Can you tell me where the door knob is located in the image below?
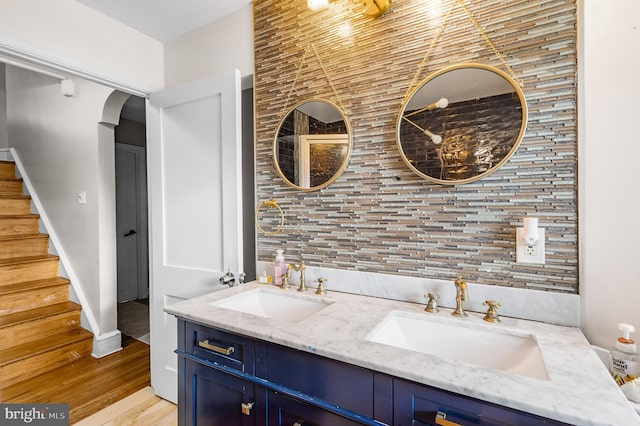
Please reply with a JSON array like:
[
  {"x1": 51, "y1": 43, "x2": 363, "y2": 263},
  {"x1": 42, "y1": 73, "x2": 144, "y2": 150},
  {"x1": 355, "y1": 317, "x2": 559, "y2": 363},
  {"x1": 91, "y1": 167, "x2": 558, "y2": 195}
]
[{"x1": 124, "y1": 229, "x2": 137, "y2": 237}]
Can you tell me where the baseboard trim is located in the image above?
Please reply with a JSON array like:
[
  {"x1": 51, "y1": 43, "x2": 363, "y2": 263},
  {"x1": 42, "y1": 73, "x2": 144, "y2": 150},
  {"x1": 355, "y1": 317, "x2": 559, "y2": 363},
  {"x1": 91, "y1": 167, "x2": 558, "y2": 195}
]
[{"x1": 92, "y1": 330, "x2": 122, "y2": 358}]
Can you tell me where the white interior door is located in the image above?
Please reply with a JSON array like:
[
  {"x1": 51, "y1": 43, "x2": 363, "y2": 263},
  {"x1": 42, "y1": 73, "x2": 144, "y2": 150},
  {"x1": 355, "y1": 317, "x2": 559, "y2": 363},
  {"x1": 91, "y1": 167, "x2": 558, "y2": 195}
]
[
  {"x1": 115, "y1": 143, "x2": 148, "y2": 302},
  {"x1": 146, "y1": 69, "x2": 244, "y2": 403}
]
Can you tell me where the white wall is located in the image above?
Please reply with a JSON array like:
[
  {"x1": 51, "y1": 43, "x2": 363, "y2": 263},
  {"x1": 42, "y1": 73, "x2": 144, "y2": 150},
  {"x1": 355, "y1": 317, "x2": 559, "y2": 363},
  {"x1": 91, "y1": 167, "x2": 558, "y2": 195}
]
[
  {"x1": 5, "y1": 66, "x2": 118, "y2": 337},
  {"x1": 580, "y1": 0, "x2": 640, "y2": 348},
  {"x1": 163, "y1": 4, "x2": 254, "y2": 87},
  {"x1": 0, "y1": 0, "x2": 164, "y2": 92}
]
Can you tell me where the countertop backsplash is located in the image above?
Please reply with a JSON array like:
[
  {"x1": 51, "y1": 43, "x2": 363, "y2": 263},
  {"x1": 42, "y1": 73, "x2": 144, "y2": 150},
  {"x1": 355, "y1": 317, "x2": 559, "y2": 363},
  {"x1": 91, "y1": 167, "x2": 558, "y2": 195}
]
[{"x1": 257, "y1": 261, "x2": 579, "y2": 326}]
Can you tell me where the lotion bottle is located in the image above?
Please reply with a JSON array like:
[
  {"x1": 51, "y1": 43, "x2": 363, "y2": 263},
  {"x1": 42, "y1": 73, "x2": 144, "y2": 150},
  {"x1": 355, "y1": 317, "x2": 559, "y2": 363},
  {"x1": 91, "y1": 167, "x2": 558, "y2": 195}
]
[
  {"x1": 274, "y1": 249, "x2": 285, "y2": 285},
  {"x1": 610, "y1": 323, "x2": 639, "y2": 387}
]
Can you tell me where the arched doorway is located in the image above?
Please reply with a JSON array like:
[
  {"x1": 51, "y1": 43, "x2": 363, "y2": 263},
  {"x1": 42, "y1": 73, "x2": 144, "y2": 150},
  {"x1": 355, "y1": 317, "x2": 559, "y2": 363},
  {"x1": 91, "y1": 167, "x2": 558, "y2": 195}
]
[{"x1": 115, "y1": 95, "x2": 150, "y2": 344}]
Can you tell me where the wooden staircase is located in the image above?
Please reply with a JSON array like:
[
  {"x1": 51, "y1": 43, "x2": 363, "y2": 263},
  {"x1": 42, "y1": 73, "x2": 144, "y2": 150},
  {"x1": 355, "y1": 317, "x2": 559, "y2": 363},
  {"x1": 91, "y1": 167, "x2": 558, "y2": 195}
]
[{"x1": 0, "y1": 160, "x2": 93, "y2": 393}]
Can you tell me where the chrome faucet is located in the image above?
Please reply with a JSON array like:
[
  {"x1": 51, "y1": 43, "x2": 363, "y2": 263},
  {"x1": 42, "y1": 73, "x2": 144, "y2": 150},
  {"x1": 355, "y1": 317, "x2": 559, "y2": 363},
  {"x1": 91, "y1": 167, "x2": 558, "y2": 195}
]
[
  {"x1": 287, "y1": 261, "x2": 307, "y2": 292},
  {"x1": 452, "y1": 276, "x2": 468, "y2": 317},
  {"x1": 219, "y1": 270, "x2": 235, "y2": 287},
  {"x1": 219, "y1": 270, "x2": 245, "y2": 287}
]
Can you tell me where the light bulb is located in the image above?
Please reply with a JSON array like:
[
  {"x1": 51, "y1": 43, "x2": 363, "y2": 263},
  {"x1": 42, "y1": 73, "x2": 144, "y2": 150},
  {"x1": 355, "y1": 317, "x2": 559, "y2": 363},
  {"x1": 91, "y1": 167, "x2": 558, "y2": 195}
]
[
  {"x1": 308, "y1": 0, "x2": 329, "y2": 11},
  {"x1": 425, "y1": 97, "x2": 449, "y2": 111},
  {"x1": 424, "y1": 129, "x2": 442, "y2": 145},
  {"x1": 435, "y1": 97, "x2": 449, "y2": 109}
]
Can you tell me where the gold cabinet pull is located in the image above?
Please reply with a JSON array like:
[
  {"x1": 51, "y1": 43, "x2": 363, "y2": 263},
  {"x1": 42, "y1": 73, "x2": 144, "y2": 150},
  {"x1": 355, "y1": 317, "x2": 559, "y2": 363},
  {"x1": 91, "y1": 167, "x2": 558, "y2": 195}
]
[
  {"x1": 435, "y1": 411, "x2": 463, "y2": 426},
  {"x1": 241, "y1": 402, "x2": 254, "y2": 415},
  {"x1": 197, "y1": 339, "x2": 235, "y2": 355}
]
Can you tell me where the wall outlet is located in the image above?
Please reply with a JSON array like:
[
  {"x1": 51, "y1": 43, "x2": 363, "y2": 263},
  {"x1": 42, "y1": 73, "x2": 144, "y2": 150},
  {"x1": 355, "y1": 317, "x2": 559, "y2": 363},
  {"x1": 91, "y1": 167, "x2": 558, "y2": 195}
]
[
  {"x1": 78, "y1": 191, "x2": 87, "y2": 205},
  {"x1": 516, "y1": 228, "x2": 545, "y2": 264}
]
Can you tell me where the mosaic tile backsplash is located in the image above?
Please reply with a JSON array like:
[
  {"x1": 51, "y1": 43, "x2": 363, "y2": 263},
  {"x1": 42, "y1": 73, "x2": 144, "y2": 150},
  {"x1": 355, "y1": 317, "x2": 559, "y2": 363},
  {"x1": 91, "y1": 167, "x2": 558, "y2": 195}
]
[{"x1": 253, "y1": 0, "x2": 578, "y2": 293}]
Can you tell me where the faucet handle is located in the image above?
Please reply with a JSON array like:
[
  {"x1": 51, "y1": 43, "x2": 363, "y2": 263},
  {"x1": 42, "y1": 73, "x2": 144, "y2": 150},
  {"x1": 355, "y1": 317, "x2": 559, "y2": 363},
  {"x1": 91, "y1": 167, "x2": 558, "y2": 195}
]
[
  {"x1": 424, "y1": 292, "x2": 439, "y2": 313},
  {"x1": 281, "y1": 271, "x2": 290, "y2": 290},
  {"x1": 315, "y1": 278, "x2": 327, "y2": 295},
  {"x1": 482, "y1": 300, "x2": 501, "y2": 323},
  {"x1": 219, "y1": 270, "x2": 235, "y2": 287}
]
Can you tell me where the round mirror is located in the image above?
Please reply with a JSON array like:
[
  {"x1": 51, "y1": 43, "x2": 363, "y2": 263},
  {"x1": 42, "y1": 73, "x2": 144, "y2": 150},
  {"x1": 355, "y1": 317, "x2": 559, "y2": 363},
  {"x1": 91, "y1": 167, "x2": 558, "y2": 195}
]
[
  {"x1": 274, "y1": 99, "x2": 352, "y2": 191},
  {"x1": 397, "y1": 63, "x2": 527, "y2": 184}
]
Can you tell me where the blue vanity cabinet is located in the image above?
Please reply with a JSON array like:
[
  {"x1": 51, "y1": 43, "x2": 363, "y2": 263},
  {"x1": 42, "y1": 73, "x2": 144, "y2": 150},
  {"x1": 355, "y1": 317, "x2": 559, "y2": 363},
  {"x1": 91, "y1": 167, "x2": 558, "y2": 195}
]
[
  {"x1": 264, "y1": 343, "x2": 376, "y2": 418},
  {"x1": 182, "y1": 358, "x2": 263, "y2": 426},
  {"x1": 178, "y1": 319, "x2": 265, "y2": 426},
  {"x1": 178, "y1": 318, "x2": 382, "y2": 425},
  {"x1": 393, "y1": 378, "x2": 570, "y2": 426},
  {"x1": 177, "y1": 318, "x2": 568, "y2": 426},
  {"x1": 266, "y1": 390, "x2": 364, "y2": 426}
]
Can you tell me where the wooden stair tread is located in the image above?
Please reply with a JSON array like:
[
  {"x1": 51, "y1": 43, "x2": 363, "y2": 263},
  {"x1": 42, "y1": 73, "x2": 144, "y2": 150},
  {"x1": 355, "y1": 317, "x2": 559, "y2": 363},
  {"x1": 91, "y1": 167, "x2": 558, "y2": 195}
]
[
  {"x1": 0, "y1": 301, "x2": 80, "y2": 329},
  {"x1": 0, "y1": 254, "x2": 58, "y2": 266},
  {"x1": 0, "y1": 277, "x2": 70, "y2": 296},
  {"x1": 0, "y1": 194, "x2": 30, "y2": 200},
  {"x1": 0, "y1": 233, "x2": 48, "y2": 242},
  {"x1": 0, "y1": 328, "x2": 93, "y2": 366},
  {"x1": 0, "y1": 214, "x2": 40, "y2": 219}
]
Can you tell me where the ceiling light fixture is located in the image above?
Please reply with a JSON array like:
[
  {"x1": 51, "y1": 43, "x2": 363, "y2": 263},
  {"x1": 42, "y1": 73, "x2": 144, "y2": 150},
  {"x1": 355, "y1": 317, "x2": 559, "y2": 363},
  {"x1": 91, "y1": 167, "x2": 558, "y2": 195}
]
[{"x1": 363, "y1": 0, "x2": 391, "y2": 18}]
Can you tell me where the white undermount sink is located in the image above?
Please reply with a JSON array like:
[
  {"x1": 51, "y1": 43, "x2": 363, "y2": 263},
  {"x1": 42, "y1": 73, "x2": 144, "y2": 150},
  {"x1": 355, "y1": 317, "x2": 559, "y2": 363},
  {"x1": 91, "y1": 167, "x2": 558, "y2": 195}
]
[
  {"x1": 210, "y1": 288, "x2": 332, "y2": 323},
  {"x1": 366, "y1": 311, "x2": 549, "y2": 380}
]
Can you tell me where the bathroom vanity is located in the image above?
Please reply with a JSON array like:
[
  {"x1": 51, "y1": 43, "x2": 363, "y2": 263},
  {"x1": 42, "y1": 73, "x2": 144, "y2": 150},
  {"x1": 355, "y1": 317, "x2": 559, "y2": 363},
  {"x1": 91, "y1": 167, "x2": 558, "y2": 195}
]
[
  {"x1": 176, "y1": 320, "x2": 566, "y2": 425},
  {"x1": 167, "y1": 282, "x2": 640, "y2": 425}
]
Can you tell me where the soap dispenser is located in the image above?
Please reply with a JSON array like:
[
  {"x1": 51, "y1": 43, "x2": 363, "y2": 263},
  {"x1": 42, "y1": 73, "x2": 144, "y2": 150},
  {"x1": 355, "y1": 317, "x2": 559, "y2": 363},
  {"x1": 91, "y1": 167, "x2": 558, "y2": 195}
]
[
  {"x1": 610, "y1": 323, "x2": 639, "y2": 387},
  {"x1": 274, "y1": 249, "x2": 286, "y2": 286}
]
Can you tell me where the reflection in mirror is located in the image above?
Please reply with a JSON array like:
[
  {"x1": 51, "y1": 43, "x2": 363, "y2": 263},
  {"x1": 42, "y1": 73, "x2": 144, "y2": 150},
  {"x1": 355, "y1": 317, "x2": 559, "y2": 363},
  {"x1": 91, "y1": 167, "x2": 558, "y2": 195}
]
[
  {"x1": 397, "y1": 64, "x2": 527, "y2": 184},
  {"x1": 274, "y1": 99, "x2": 351, "y2": 191}
]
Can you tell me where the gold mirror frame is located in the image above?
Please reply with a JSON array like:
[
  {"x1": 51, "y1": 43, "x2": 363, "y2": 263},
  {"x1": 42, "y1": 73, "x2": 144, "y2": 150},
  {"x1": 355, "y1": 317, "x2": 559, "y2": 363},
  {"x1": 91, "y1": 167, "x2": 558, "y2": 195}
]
[
  {"x1": 273, "y1": 99, "x2": 352, "y2": 191},
  {"x1": 396, "y1": 63, "x2": 528, "y2": 185}
]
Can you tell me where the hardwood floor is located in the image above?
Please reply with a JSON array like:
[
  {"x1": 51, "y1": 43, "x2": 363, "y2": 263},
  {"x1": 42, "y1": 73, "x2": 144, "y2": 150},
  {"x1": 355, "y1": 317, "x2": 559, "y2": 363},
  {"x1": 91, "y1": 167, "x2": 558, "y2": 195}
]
[
  {"x1": 1, "y1": 335, "x2": 151, "y2": 424},
  {"x1": 74, "y1": 386, "x2": 176, "y2": 426}
]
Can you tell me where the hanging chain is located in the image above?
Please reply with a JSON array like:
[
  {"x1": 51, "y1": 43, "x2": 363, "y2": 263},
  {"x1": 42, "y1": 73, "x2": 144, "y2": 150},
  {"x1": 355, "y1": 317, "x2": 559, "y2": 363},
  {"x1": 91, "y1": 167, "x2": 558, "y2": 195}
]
[
  {"x1": 281, "y1": 43, "x2": 346, "y2": 117},
  {"x1": 310, "y1": 44, "x2": 346, "y2": 112},
  {"x1": 281, "y1": 44, "x2": 312, "y2": 117},
  {"x1": 454, "y1": 0, "x2": 523, "y2": 87},
  {"x1": 404, "y1": 0, "x2": 523, "y2": 104},
  {"x1": 404, "y1": 2, "x2": 456, "y2": 104}
]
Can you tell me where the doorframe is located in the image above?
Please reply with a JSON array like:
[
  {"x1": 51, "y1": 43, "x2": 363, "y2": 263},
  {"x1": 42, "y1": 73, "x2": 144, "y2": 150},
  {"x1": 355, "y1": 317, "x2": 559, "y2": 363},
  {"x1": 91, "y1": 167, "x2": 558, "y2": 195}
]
[
  {"x1": 115, "y1": 142, "x2": 149, "y2": 300},
  {"x1": 0, "y1": 47, "x2": 257, "y2": 363}
]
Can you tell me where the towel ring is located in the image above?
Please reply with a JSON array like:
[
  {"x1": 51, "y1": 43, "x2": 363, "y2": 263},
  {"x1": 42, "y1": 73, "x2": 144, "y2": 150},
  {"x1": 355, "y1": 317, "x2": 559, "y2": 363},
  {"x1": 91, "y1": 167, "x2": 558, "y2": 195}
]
[{"x1": 255, "y1": 199, "x2": 284, "y2": 236}]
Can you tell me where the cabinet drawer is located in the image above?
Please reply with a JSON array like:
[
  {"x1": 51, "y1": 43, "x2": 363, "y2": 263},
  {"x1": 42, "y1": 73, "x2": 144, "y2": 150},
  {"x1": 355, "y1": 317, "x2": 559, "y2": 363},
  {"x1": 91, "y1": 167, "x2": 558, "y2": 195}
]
[
  {"x1": 184, "y1": 321, "x2": 255, "y2": 374},
  {"x1": 267, "y1": 390, "x2": 363, "y2": 426},
  {"x1": 265, "y1": 343, "x2": 374, "y2": 417},
  {"x1": 393, "y1": 378, "x2": 569, "y2": 426}
]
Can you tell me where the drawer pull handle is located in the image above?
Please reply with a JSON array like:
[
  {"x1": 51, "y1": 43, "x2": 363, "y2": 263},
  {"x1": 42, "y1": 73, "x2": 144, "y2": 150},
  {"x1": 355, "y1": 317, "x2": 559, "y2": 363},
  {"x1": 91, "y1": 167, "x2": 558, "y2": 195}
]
[
  {"x1": 198, "y1": 339, "x2": 235, "y2": 355},
  {"x1": 241, "y1": 401, "x2": 254, "y2": 415},
  {"x1": 435, "y1": 411, "x2": 463, "y2": 426}
]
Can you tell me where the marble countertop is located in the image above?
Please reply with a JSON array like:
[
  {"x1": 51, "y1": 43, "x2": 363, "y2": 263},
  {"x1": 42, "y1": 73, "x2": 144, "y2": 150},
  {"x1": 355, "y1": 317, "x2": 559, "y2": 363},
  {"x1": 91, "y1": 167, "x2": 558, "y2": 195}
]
[{"x1": 167, "y1": 282, "x2": 640, "y2": 425}]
